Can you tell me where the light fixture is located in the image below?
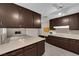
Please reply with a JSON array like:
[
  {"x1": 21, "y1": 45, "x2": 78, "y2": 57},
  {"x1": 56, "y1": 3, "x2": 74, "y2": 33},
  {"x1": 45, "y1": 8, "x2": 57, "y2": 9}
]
[
  {"x1": 58, "y1": 12, "x2": 62, "y2": 15},
  {"x1": 53, "y1": 25, "x2": 69, "y2": 28}
]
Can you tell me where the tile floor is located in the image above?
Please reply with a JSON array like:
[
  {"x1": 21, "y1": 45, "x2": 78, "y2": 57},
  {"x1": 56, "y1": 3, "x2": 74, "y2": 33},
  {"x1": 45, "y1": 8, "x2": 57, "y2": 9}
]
[{"x1": 43, "y1": 43, "x2": 78, "y2": 56}]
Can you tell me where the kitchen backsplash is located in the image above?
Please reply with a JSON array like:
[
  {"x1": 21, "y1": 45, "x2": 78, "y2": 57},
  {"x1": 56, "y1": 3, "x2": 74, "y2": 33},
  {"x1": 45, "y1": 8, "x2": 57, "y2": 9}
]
[
  {"x1": 52, "y1": 28, "x2": 79, "y2": 35},
  {"x1": 6, "y1": 28, "x2": 40, "y2": 37},
  {"x1": 0, "y1": 28, "x2": 40, "y2": 45},
  {"x1": 7, "y1": 28, "x2": 26, "y2": 37}
]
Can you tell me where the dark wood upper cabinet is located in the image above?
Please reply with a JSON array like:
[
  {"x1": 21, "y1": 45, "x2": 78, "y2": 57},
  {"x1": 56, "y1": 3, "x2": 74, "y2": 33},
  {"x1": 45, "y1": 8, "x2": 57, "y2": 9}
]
[
  {"x1": 33, "y1": 12, "x2": 41, "y2": 28},
  {"x1": 0, "y1": 3, "x2": 41, "y2": 28},
  {"x1": 1, "y1": 4, "x2": 20, "y2": 28},
  {"x1": 49, "y1": 13, "x2": 79, "y2": 30},
  {"x1": 69, "y1": 13, "x2": 79, "y2": 30},
  {"x1": 19, "y1": 7, "x2": 34, "y2": 28},
  {"x1": 50, "y1": 16, "x2": 69, "y2": 26},
  {"x1": 50, "y1": 19, "x2": 56, "y2": 30},
  {"x1": 50, "y1": 16, "x2": 69, "y2": 30},
  {"x1": 0, "y1": 4, "x2": 7, "y2": 28},
  {"x1": 58, "y1": 16, "x2": 69, "y2": 26}
]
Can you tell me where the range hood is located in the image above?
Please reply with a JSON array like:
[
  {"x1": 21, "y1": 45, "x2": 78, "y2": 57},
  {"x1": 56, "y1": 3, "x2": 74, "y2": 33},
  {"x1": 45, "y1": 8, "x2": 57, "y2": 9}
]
[{"x1": 53, "y1": 25, "x2": 69, "y2": 28}]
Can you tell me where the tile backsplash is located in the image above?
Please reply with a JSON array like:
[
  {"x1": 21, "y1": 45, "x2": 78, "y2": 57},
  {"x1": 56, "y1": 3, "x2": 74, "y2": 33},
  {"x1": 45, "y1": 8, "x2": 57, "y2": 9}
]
[
  {"x1": 7, "y1": 28, "x2": 40, "y2": 37},
  {"x1": 7, "y1": 28, "x2": 26, "y2": 37},
  {"x1": 0, "y1": 28, "x2": 40, "y2": 44},
  {"x1": 53, "y1": 28, "x2": 79, "y2": 35}
]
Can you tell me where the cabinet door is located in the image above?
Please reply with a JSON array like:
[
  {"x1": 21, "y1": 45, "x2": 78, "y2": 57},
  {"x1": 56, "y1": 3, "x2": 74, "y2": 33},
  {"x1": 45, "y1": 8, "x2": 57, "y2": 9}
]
[
  {"x1": 75, "y1": 40, "x2": 79, "y2": 54},
  {"x1": 24, "y1": 43, "x2": 37, "y2": 56},
  {"x1": 1, "y1": 4, "x2": 21, "y2": 28},
  {"x1": 33, "y1": 12, "x2": 41, "y2": 28},
  {"x1": 59, "y1": 16, "x2": 69, "y2": 26},
  {"x1": 50, "y1": 19, "x2": 55, "y2": 30},
  {"x1": 50, "y1": 19, "x2": 58, "y2": 26},
  {"x1": 46, "y1": 36, "x2": 54, "y2": 45},
  {"x1": 51, "y1": 17, "x2": 69, "y2": 26},
  {"x1": 69, "y1": 13, "x2": 79, "y2": 30},
  {"x1": 50, "y1": 17, "x2": 69, "y2": 30},
  {"x1": 46, "y1": 36, "x2": 58, "y2": 46},
  {"x1": 24, "y1": 47, "x2": 37, "y2": 56},
  {"x1": 37, "y1": 40, "x2": 45, "y2": 56},
  {"x1": 19, "y1": 7, "x2": 33, "y2": 28},
  {"x1": 0, "y1": 4, "x2": 7, "y2": 27}
]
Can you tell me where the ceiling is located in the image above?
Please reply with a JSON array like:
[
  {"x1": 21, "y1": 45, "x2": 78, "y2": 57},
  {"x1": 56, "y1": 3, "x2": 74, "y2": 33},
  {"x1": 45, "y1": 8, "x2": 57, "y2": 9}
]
[{"x1": 16, "y1": 3, "x2": 79, "y2": 16}]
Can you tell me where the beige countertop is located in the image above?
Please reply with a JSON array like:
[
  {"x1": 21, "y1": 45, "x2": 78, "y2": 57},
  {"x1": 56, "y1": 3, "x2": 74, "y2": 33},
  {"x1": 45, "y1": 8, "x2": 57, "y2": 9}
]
[
  {"x1": 49, "y1": 33, "x2": 79, "y2": 40},
  {"x1": 0, "y1": 36, "x2": 45, "y2": 55}
]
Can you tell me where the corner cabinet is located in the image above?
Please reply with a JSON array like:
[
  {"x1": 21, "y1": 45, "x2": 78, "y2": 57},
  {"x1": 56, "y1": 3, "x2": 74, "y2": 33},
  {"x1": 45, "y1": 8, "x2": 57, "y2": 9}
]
[
  {"x1": 0, "y1": 3, "x2": 41, "y2": 28},
  {"x1": 49, "y1": 13, "x2": 79, "y2": 30}
]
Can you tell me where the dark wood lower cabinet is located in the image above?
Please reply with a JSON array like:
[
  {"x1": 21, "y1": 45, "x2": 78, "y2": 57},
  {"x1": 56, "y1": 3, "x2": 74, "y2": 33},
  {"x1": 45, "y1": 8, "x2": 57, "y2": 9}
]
[
  {"x1": 23, "y1": 43, "x2": 37, "y2": 56},
  {"x1": 24, "y1": 47, "x2": 37, "y2": 56},
  {"x1": 46, "y1": 35, "x2": 79, "y2": 54},
  {"x1": 1, "y1": 40, "x2": 45, "y2": 56},
  {"x1": 37, "y1": 40, "x2": 45, "y2": 56}
]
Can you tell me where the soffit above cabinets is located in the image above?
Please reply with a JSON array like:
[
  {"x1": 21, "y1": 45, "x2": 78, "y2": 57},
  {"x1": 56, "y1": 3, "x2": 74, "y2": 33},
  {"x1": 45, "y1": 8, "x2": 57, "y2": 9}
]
[{"x1": 15, "y1": 3, "x2": 78, "y2": 16}]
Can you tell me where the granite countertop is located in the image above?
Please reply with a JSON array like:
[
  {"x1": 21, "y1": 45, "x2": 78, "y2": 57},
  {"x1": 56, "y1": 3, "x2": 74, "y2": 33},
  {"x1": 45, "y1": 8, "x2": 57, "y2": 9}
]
[{"x1": 0, "y1": 36, "x2": 45, "y2": 55}]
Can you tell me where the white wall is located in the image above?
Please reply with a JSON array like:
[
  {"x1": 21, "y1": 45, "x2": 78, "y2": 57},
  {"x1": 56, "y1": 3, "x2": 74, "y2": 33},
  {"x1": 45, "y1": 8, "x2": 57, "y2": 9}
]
[
  {"x1": 53, "y1": 28, "x2": 79, "y2": 35},
  {"x1": 7, "y1": 28, "x2": 26, "y2": 37},
  {"x1": 40, "y1": 16, "x2": 49, "y2": 35},
  {"x1": 26, "y1": 28, "x2": 40, "y2": 36}
]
